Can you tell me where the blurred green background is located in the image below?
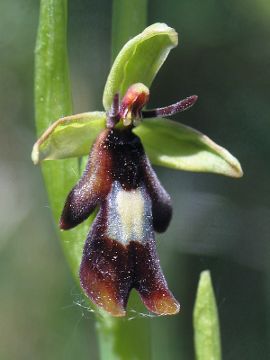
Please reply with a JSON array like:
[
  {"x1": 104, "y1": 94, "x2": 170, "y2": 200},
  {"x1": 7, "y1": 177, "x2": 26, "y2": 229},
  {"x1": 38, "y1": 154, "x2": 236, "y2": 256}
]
[{"x1": 1, "y1": 0, "x2": 270, "y2": 359}]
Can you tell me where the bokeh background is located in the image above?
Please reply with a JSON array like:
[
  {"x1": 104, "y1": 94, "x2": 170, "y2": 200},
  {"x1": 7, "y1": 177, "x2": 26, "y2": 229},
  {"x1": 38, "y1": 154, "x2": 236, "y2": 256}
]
[{"x1": 1, "y1": 0, "x2": 270, "y2": 359}]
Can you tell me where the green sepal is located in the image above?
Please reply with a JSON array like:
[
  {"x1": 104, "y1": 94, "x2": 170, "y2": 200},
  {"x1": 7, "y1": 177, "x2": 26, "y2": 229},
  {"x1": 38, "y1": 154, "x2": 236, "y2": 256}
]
[
  {"x1": 133, "y1": 118, "x2": 243, "y2": 178},
  {"x1": 103, "y1": 23, "x2": 178, "y2": 110},
  {"x1": 32, "y1": 111, "x2": 106, "y2": 164},
  {"x1": 193, "y1": 270, "x2": 222, "y2": 360}
]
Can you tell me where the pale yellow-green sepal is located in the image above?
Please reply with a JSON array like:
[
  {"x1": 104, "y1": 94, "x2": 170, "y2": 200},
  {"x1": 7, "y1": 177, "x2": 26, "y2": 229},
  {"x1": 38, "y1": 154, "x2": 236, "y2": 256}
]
[
  {"x1": 134, "y1": 118, "x2": 243, "y2": 178},
  {"x1": 32, "y1": 111, "x2": 106, "y2": 164}
]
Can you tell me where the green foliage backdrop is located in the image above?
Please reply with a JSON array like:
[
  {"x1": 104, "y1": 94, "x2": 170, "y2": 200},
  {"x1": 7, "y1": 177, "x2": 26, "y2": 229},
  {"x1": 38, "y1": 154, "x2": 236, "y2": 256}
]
[{"x1": 0, "y1": 0, "x2": 269, "y2": 359}]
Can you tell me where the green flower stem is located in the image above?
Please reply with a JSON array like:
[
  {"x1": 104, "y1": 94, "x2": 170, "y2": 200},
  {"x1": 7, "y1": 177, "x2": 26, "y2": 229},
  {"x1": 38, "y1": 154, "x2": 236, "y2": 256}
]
[
  {"x1": 111, "y1": 0, "x2": 148, "y2": 61},
  {"x1": 97, "y1": 299, "x2": 151, "y2": 360},
  {"x1": 94, "y1": 2, "x2": 151, "y2": 360},
  {"x1": 193, "y1": 271, "x2": 222, "y2": 360}
]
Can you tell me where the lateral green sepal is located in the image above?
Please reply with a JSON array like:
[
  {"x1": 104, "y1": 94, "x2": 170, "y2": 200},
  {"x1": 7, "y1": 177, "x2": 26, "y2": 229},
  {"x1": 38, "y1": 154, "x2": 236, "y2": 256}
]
[
  {"x1": 133, "y1": 118, "x2": 243, "y2": 177},
  {"x1": 32, "y1": 111, "x2": 106, "y2": 163}
]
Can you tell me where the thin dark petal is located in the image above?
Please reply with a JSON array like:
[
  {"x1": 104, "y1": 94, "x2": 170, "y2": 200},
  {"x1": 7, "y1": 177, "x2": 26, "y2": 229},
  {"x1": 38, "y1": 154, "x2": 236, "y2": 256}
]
[
  {"x1": 59, "y1": 130, "x2": 113, "y2": 230},
  {"x1": 80, "y1": 211, "x2": 132, "y2": 317},
  {"x1": 130, "y1": 240, "x2": 180, "y2": 315},
  {"x1": 142, "y1": 95, "x2": 198, "y2": 118},
  {"x1": 141, "y1": 155, "x2": 172, "y2": 233}
]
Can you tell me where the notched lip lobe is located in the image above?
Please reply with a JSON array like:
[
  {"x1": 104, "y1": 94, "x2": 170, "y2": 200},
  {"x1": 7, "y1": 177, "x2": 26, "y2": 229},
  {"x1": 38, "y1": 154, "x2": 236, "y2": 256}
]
[{"x1": 80, "y1": 234, "x2": 180, "y2": 317}]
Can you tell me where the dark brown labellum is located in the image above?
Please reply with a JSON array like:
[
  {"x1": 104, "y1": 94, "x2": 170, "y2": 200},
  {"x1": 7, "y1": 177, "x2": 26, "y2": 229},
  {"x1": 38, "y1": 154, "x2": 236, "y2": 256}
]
[
  {"x1": 60, "y1": 128, "x2": 179, "y2": 316},
  {"x1": 59, "y1": 84, "x2": 197, "y2": 316}
]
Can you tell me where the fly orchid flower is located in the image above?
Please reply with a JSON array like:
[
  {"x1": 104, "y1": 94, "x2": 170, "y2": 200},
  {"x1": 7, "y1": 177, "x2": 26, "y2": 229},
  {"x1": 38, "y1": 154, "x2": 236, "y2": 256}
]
[{"x1": 32, "y1": 23, "x2": 242, "y2": 317}]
